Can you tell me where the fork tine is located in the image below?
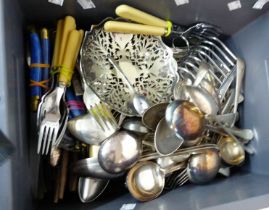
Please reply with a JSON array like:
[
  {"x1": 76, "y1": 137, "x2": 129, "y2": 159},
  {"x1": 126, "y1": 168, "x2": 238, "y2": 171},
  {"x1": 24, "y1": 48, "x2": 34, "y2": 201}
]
[
  {"x1": 37, "y1": 123, "x2": 45, "y2": 154},
  {"x1": 51, "y1": 127, "x2": 59, "y2": 148},
  {"x1": 101, "y1": 103, "x2": 118, "y2": 127},
  {"x1": 41, "y1": 126, "x2": 49, "y2": 155},
  {"x1": 45, "y1": 127, "x2": 54, "y2": 155},
  {"x1": 96, "y1": 103, "x2": 113, "y2": 130},
  {"x1": 42, "y1": 126, "x2": 50, "y2": 155},
  {"x1": 175, "y1": 173, "x2": 188, "y2": 185},
  {"x1": 95, "y1": 104, "x2": 110, "y2": 130},
  {"x1": 169, "y1": 169, "x2": 187, "y2": 188},
  {"x1": 176, "y1": 176, "x2": 189, "y2": 188},
  {"x1": 89, "y1": 106, "x2": 106, "y2": 131}
]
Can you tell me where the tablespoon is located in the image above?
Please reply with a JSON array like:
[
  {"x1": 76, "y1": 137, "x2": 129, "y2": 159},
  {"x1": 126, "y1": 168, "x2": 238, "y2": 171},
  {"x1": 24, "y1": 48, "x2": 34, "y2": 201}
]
[
  {"x1": 98, "y1": 131, "x2": 142, "y2": 174},
  {"x1": 167, "y1": 148, "x2": 221, "y2": 188},
  {"x1": 77, "y1": 145, "x2": 110, "y2": 203},
  {"x1": 107, "y1": 56, "x2": 151, "y2": 116},
  {"x1": 122, "y1": 117, "x2": 149, "y2": 134},
  {"x1": 217, "y1": 136, "x2": 245, "y2": 166},
  {"x1": 154, "y1": 118, "x2": 184, "y2": 156},
  {"x1": 78, "y1": 177, "x2": 109, "y2": 203},
  {"x1": 126, "y1": 161, "x2": 186, "y2": 201},
  {"x1": 165, "y1": 100, "x2": 253, "y2": 142},
  {"x1": 127, "y1": 148, "x2": 219, "y2": 201},
  {"x1": 142, "y1": 103, "x2": 168, "y2": 130},
  {"x1": 175, "y1": 63, "x2": 220, "y2": 115}
]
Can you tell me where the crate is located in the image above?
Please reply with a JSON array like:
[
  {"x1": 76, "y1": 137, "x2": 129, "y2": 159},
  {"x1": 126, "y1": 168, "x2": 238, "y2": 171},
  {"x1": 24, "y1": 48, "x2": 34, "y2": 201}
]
[{"x1": 1, "y1": 0, "x2": 269, "y2": 209}]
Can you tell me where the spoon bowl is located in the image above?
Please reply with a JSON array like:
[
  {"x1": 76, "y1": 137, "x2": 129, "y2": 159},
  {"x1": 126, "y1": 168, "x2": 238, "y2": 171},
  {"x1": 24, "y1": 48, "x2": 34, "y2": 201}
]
[
  {"x1": 175, "y1": 85, "x2": 219, "y2": 115},
  {"x1": 78, "y1": 177, "x2": 109, "y2": 203},
  {"x1": 142, "y1": 103, "x2": 169, "y2": 130},
  {"x1": 127, "y1": 161, "x2": 185, "y2": 201},
  {"x1": 218, "y1": 136, "x2": 245, "y2": 165},
  {"x1": 187, "y1": 148, "x2": 221, "y2": 184},
  {"x1": 122, "y1": 117, "x2": 149, "y2": 134},
  {"x1": 98, "y1": 131, "x2": 141, "y2": 174},
  {"x1": 68, "y1": 113, "x2": 117, "y2": 145},
  {"x1": 165, "y1": 100, "x2": 205, "y2": 140},
  {"x1": 154, "y1": 118, "x2": 184, "y2": 156}
]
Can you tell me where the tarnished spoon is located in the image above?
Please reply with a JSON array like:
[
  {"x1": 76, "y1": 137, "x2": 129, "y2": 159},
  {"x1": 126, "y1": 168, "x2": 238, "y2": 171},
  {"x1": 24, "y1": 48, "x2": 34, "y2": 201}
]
[
  {"x1": 98, "y1": 131, "x2": 141, "y2": 174},
  {"x1": 217, "y1": 136, "x2": 245, "y2": 166},
  {"x1": 142, "y1": 103, "x2": 169, "y2": 130},
  {"x1": 78, "y1": 177, "x2": 109, "y2": 203},
  {"x1": 154, "y1": 118, "x2": 184, "y2": 156},
  {"x1": 165, "y1": 100, "x2": 253, "y2": 142}
]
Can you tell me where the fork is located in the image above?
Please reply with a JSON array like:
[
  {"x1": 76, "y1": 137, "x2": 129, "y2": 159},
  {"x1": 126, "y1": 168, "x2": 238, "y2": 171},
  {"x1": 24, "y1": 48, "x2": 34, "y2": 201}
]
[
  {"x1": 78, "y1": 59, "x2": 118, "y2": 131},
  {"x1": 88, "y1": 102, "x2": 119, "y2": 132},
  {"x1": 165, "y1": 168, "x2": 189, "y2": 190},
  {"x1": 38, "y1": 110, "x2": 61, "y2": 155},
  {"x1": 38, "y1": 28, "x2": 81, "y2": 155}
]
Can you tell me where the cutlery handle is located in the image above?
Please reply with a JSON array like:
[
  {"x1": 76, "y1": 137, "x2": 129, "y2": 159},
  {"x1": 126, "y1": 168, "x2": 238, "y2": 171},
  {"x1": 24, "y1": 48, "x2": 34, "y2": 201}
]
[
  {"x1": 116, "y1": 4, "x2": 170, "y2": 29},
  {"x1": 104, "y1": 21, "x2": 166, "y2": 36},
  {"x1": 52, "y1": 19, "x2": 63, "y2": 67},
  {"x1": 233, "y1": 58, "x2": 245, "y2": 114},
  {"x1": 29, "y1": 31, "x2": 42, "y2": 111},
  {"x1": 71, "y1": 29, "x2": 84, "y2": 70},
  {"x1": 224, "y1": 127, "x2": 254, "y2": 141},
  {"x1": 59, "y1": 30, "x2": 80, "y2": 86},
  {"x1": 41, "y1": 28, "x2": 51, "y2": 91},
  {"x1": 66, "y1": 87, "x2": 86, "y2": 118},
  {"x1": 58, "y1": 16, "x2": 76, "y2": 65}
]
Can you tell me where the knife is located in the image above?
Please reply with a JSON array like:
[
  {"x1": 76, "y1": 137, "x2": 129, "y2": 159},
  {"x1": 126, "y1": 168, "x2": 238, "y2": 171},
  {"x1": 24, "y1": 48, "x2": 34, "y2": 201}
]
[
  {"x1": 29, "y1": 30, "x2": 42, "y2": 111},
  {"x1": 41, "y1": 28, "x2": 51, "y2": 93}
]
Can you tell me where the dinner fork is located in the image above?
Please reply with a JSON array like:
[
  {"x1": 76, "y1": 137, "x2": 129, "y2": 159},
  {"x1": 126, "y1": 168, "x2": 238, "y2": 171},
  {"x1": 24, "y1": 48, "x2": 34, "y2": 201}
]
[
  {"x1": 38, "y1": 28, "x2": 81, "y2": 155},
  {"x1": 77, "y1": 59, "x2": 118, "y2": 131}
]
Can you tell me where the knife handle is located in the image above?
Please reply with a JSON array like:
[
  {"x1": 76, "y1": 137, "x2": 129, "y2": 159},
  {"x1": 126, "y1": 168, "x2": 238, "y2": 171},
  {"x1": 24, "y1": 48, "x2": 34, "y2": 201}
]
[
  {"x1": 104, "y1": 21, "x2": 166, "y2": 36},
  {"x1": 59, "y1": 30, "x2": 80, "y2": 86},
  {"x1": 58, "y1": 16, "x2": 76, "y2": 65},
  {"x1": 116, "y1": 4, "x2": 170, "y2": 29},
  {"x1": 41, "y1": 28, "x2": 50, "y2": 91},
  {"x1": 71, "y1": 29, "x2": 84, "y2": 70},
  {"x1": 52, "y1": 19, "x2": 63, "y2": 67},
  {"x1": 29, "y1": 32, "x2": 42, "y2": 111}
]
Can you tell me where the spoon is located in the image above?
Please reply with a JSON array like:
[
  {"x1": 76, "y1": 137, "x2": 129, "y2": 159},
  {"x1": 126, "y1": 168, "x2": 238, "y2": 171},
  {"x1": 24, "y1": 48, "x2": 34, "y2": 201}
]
[
  {"x1": 73, "y1": 157, "x2": 124, "y2": 179},
  {"x1": 187, "y1": 148, "x2": 221, "y2": 184},
  {"x1": 176, "y1": 85, "x2": 219, "y2": 115},
  {"x1": 67, "y1": 113, "x2": 117, "y2": 145},
  {"x1": 126, "y1": 161, "x2": 186, "y2": 201},
  {"x1": 217, "y1": 136, "x2": 245, "y2": 166},
  {"x1": 78, "y1": 177, "x2": 109, "y2": 203},
  {"x1": 175, "y1": 63, "x2": 220, "y2": 115},
  {"x1": 165, "y1": 100, "x2": 253, "y2": 142},
  {"x1": 107, "y1": 56, "x2": 151, "y2": 116},
  {"x1": 98, "y1": 131, "x2": 142, "y2": 174},
  {"x1": 142, "y1": 103, "x2": 169, "y2": 130},
  {"x1": 122, "y1": 117, "x2": 149, "y2": 134},
  {"x1": 127, "y1": 147, "x2": 220, "y2": 201},
  {"x1": 77, "y1": 145, "x2": 110, "y2": 203},
  {"x1": 154, "y1": 118, "x2": 184, "y2": 156},
  {"x1": 166, "y1": 148, "x2": 221, "y2": 187}
]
